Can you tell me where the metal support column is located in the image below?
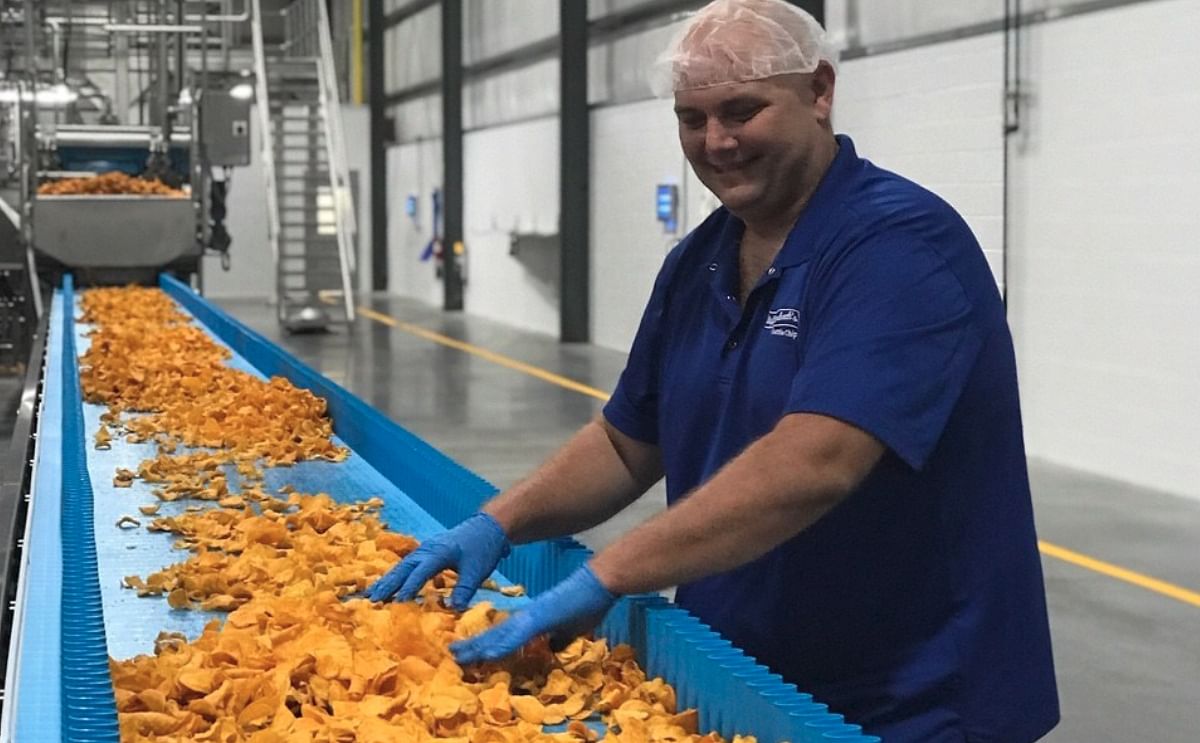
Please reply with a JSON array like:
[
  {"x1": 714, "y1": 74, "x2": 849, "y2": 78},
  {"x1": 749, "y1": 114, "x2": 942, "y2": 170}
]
[
  {"x1": 559, "y1": 0, "x2": 589, "y2": 342},
  {"x1": 368, "y1": 0, "x2": 387, "y2": 291},
  {"x1": 440, "y1": 0, "x2": 464, "y2": 311}
]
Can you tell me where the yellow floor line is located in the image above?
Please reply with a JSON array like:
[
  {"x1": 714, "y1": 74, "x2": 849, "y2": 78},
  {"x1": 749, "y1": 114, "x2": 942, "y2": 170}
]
[
  {"x1": 356, "y1": 306, "x2": 610, "y2": 401},
  {"x1": 1038, "y1": 540, "x2": 1200, "y2": 608},
  {"x1": 353, "y1": 302, "x2": 1200, "y2": 609}
]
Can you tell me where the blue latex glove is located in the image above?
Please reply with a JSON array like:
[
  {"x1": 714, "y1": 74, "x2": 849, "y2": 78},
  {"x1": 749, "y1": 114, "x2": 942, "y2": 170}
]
[
  {"x1": 367, "y1": 512, "x2": 510, "y2": 611},
  {"x1": 451, "y1": 564, "x2": 617, "y2": 665}
]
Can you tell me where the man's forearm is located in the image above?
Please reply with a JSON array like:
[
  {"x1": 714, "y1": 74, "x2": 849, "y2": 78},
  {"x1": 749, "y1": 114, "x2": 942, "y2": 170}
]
[
  {"x1": 590, "y1": 413, "x2": 884, "y2": 595},
  {"x1": 484, "y1": 419, "x2": 659, "y2": 544}
]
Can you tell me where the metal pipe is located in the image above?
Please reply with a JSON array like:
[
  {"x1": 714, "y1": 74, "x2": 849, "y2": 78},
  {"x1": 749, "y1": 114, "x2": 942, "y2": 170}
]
[
  {"x1": 48, "y1": 127, "x2": 191, "y2": 148},
  {"x1": 44, "y1": 20, "x2": 64, "y2": 82},
  {"x1": 200, "y1": 1, "x2": 208, "y2": 110},
  {"x1": 113, "y1": 3, "x2": 131, "y2": 124},
  {"x1": 22, "y1": 0, "x2": 37, "y2": 145},
  {"x1": 176, "y1": 0, "x2": 186, "y2": 101},
  {"x1": 155, "y1": 2, "x2": 171, "y2": 128},
  {"x1": 103, "y1": 23, "x2": 204, "y2": 33},
  {"x1": 44, "y1": 17, "x2": 110, "y2": 26}
]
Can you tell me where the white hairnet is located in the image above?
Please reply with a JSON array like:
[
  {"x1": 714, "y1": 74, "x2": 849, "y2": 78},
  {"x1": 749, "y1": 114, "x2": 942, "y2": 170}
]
[{"x1": 651, "y1": 0, "x2": 832, "y2": 96}]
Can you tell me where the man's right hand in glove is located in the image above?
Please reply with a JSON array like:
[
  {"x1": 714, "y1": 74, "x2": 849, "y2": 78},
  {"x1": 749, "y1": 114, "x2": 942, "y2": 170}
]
[{"x1": 366, "y1": 512, "x2": 511, "y2": 611}]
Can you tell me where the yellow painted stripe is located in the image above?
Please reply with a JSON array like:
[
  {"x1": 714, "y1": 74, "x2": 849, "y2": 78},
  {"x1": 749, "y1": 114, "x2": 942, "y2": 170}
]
[
  {"x1": 351, "y1": 0, "x2": 364, "y2": 105},
  {"x1": 351, "y1": 301, "x2": 1200, "y2": 609},
  {"x1": 1038, "y1": 540, "x2": 1200, "y2": 608},
  {"x1": 356, "y1": 306, "x2": 397, "y2": 327},
  {"x1": 356, "y1": 306, "x2": 610, "y2": 401}
]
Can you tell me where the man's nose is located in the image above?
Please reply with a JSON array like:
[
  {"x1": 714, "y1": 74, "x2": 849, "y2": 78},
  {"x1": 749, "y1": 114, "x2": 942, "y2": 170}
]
[{"x1": 704, "y1": 120, "x2": 737, "y2": 154}]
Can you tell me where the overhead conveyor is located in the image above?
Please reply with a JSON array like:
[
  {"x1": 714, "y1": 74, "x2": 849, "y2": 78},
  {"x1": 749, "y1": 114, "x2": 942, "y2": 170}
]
[{"x1": 0, "y1": 275, "x2": 878, "y2": 743}]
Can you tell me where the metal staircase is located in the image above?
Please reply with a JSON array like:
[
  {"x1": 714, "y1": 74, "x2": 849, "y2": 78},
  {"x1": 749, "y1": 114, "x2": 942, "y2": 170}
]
[{"x1": 251, "y1": 0, "x2": 356, "y2": 331}]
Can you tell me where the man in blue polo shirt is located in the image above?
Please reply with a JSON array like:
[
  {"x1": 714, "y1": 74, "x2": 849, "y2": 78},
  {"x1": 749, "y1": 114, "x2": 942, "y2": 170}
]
[{"x1": 369, "y1": 1, "x2": 1059, "y2": 739}]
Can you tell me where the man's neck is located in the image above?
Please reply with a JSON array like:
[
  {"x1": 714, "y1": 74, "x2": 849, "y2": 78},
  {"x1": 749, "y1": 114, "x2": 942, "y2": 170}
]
[{"x1": 739, "y1": 134, "x2": 839, "y2": 251}]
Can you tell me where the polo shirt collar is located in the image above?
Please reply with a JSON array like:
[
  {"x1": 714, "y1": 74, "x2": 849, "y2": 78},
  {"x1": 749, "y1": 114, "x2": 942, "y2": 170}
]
[
  {"x1": 702, "y1": 133, "x2": 863, "y2": 273},
  {"x1": 774, "y1": 133, "x2": 860, "y2": 267}
]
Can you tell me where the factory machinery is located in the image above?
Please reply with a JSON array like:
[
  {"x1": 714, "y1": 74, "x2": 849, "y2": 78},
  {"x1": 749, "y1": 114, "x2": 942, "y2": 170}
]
[
  {"x1": 0, "y1": 0, "x2": 357, "y2": 335},
  {"x1": 0, "y1": 275, "x2": 881, "y2": 742}
]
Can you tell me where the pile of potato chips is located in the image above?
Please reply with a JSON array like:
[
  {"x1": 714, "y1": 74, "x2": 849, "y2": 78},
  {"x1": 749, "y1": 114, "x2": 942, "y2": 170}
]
[
  {"x1": 39, "y1": 171, "x2": 186, "y2": 197},
  {"x1": 82, "y1": 287, "x2": 755, "y2": 743}
]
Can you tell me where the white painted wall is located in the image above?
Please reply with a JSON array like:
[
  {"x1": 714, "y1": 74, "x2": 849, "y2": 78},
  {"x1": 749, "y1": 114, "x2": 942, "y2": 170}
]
[
  {"x1": 590, "y1": 97, "x2": 719, "y2": 352},
  {"x1": 339, "y1": 105, "x2": 373, "y2": 297},
  {"x1": 461, "y1": 116, "x2": 561, "y2": 337},
  {"x1": 387, "y1": 138, "x2": 443, "y2": 307},
  {"x1": 834, "y1": 34, "x2": 1006, "y2": 291},
  {"x1": 1006, "y1": 0, "x2": 1200, "y2": 500}
]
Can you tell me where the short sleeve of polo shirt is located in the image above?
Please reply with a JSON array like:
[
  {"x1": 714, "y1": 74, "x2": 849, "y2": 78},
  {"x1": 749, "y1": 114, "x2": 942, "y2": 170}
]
[
  {"x1": 602, "y1": 258, "x2": 676, "y2": 445},
  {"x1": 788, "y1": 236, "x2": 985, "y2": 471}
]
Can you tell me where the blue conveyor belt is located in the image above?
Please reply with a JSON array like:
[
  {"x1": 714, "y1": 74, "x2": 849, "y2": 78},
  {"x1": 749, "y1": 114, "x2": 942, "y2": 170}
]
[
  {"x1": 8, "y1": 276, "x2": 879, "y2": 742},
  {"x1": 78, "y1": 295, "x2": 526, "y2": 662},
  {"x1": 58, "y1": 276, "x2": 120, "y2": 741}
]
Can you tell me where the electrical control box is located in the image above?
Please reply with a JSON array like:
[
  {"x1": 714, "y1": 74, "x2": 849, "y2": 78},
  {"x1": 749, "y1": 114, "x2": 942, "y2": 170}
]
[{"x1": 200, "y1": 89, "x2": 251, "y2": 167}]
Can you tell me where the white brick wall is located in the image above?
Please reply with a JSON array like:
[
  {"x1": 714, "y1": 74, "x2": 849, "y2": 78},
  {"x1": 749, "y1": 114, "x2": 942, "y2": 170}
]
[
  {"x1": 1007, "y1": 0, "x2": 1200, "y2": 500},
  {"x1": 834, "y1": 33, "x2": 1006, "y2": 292}
]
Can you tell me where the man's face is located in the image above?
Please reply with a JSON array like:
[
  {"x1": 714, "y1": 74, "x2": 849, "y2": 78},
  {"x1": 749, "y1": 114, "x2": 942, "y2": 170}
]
[{"x1": 674, "y1": 70, "x2": 831, "y2": 220}]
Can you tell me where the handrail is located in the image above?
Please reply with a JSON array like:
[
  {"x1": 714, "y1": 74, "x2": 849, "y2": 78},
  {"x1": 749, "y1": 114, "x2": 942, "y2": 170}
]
[
  {"x1": 249, "y1": 0, "x2": 281, "y2": 302},
  {"x1": 283, "y1": 0, "x2": 357, "y2": 321},
  {"x1": 314, "y1": 0, "x2": 358, "y2": 245},
  {"x1": 313, "y1": 0, "x2": 358, "y2": 322}
]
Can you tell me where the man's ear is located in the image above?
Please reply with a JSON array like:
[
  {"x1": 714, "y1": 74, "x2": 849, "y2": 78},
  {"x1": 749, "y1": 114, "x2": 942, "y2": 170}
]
[{"x1": 811, "y1": 60, "x2": 836, "y2": 125}]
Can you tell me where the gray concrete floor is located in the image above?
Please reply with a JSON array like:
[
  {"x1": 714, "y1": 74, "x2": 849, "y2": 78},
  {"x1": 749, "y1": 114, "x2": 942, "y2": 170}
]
[{"x1": 219, "y1": 294, "x2": 1200, "y2": 743}]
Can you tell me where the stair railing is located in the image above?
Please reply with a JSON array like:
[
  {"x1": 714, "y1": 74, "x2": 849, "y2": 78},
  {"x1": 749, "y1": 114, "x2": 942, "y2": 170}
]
[
  {"x1": 249, "y1": 0, "x2": 282, "y2": 310},
  {"x1": 282, "y1": 0, "x2": 357, "y2": 322}
]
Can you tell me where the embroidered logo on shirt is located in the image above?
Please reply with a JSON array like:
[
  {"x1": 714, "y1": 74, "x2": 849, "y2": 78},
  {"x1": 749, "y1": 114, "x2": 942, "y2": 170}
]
[{"x1": 764, "y1": 308, "x2": 800, "y2": 339}]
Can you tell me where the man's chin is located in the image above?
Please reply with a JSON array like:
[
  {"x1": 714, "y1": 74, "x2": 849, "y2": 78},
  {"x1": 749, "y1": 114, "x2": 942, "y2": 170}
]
[{"x1": 711, "y1": 186, "x2": 761, "y2": 214}]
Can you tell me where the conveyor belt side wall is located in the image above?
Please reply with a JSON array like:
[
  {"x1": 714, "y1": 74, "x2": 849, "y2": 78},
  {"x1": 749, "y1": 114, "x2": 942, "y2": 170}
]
[{"x1": 57, "y1": 276, "x2": 120, "y2": 741}]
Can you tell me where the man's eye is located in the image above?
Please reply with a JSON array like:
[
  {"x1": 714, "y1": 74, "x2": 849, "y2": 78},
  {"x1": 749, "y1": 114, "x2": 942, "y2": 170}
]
[
  {"x1": 679, "y1": 116, "x2": 705, "y2": 130},
  {"x1": 731, "y1": 106, "x2": 763, "y2": 122}
]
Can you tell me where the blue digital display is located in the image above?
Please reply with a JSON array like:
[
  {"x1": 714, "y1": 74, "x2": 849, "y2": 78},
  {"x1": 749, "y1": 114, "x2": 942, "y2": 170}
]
[
  {"x1": 656, "y1": 183, "x2": 678, "y2": 232},
  {"x1": 404, "y1": 194, "x2": 418, "y2": 219}
]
